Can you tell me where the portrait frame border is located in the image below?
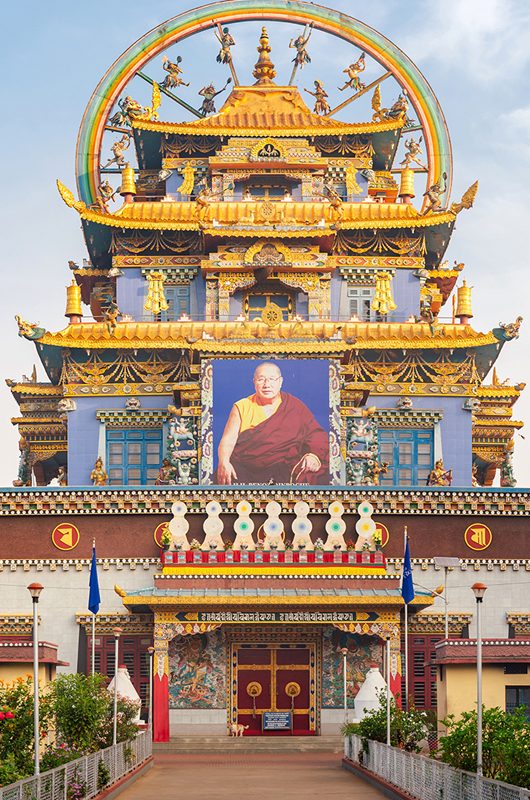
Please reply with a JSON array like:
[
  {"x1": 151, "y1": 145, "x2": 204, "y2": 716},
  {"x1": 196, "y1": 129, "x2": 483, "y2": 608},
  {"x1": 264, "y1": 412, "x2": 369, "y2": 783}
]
[{"x1": 199, "y1": 357, "x2": 343, "y2": 485}]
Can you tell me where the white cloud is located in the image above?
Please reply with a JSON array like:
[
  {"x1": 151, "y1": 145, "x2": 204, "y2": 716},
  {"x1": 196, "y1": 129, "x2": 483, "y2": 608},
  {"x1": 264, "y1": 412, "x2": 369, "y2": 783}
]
[{"x1": 401, "y1": 0, "x2": 530, "y2": 82}]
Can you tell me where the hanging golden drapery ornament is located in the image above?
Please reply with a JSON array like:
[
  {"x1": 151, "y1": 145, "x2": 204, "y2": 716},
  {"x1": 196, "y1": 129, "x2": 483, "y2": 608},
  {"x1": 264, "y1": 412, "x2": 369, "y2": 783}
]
[
  {"x1": 144, "y1": 271, "x2": 169, "y2": 315},
  {"x1": 372, "y1": 271, "x2": 397, "y2": 315}
]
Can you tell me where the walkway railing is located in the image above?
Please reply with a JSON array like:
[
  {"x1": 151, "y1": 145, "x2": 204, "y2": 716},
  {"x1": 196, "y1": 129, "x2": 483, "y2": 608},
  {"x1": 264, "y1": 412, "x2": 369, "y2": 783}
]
[
  {"x1": 344, "y1": 734, "x2": 530, "y2": 800},
  {"x1": 0, "y1": 730, "x2": 152, "y2": 800}
]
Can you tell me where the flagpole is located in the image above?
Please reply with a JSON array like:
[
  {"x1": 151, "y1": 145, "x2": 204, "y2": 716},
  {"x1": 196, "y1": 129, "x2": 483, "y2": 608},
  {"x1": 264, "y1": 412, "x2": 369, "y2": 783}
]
[
  {"x1": 92, "y1": 611, "x2": 96, "y2": 676},
  {"x1": 404, "y1": 600, "x2": 409, "y2": 711},
  {"x1": 89, "y1": 538, "x2": 101, "y2": 676}
]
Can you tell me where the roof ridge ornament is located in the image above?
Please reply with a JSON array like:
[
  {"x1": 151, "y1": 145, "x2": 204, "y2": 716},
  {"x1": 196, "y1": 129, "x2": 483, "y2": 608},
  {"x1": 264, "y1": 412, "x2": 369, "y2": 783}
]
[{"x1": 253, "y1": 27, "x2": 277, "y2": 85}]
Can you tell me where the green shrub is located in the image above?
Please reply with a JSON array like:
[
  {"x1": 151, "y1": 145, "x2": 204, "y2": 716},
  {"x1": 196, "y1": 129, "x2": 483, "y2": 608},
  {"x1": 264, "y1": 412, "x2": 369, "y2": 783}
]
[
  {"x1": 348, "y1": 690, "x2": 432, "y2": 753},
  {"x1": 439, "y1": 706, "x2": 530, "y2": 788}
]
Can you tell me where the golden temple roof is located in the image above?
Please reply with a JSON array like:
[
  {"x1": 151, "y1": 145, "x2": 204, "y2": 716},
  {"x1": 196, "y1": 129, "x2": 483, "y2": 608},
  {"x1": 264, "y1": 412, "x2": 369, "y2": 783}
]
[
  {"x1": 36, "y1": 320, "x2": 498, "y2": 351},
  {"x1": 132, "y1": 89, "x2": 405, "y2": 137},
  {"x1": 61, "y1": 191, "x2": 456, "y2": 233}
]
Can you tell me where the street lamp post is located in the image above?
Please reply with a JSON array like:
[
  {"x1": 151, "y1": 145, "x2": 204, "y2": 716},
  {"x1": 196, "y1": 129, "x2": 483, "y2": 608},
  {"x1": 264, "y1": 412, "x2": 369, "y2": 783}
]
[
  {"x1": 471, "y1": 582, "x2": 487, "y2": 779},
  {"x1": 27, "y1": 583, "x2": 43, "y2": 776},
  {"x1": 340, "y1": 647, "x2": 349, "y2": 726},
  {"x1": 433, "y1": 557, "x2": 460, "y2": 640},
  {"x1": 147, "y1": 646, "x2": 155, "y2": 731},
  {"x1": 385, "y1": 637, "x2": 391, "y2": 746},
  {"x1": 112, "y1": 628, "x2": 122, "y2": 746}
]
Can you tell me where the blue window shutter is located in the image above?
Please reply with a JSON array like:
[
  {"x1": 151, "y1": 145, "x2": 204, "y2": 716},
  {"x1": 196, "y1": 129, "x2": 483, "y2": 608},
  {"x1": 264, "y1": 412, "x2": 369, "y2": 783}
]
[
  {"x1": 106, "y1": 428, "x2": 163, "y2": 485},
  {"x1": 378, "y1": 428, "x2": 434, "y2": 487}
]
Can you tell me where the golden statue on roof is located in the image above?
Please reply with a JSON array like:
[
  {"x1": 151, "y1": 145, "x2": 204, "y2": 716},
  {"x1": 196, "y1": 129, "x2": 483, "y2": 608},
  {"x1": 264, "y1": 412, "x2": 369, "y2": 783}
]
[
  {"x1": 304, "y1": 80, "x2": 330, "y2": 115},
  {"x1": 338, "y1": 52, "x2": 366, "y2": 92}
]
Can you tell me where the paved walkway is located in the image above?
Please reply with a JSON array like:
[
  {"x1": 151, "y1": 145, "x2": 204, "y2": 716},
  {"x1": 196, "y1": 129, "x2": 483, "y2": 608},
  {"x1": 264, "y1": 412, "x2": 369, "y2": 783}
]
[{"x1": 121, "y1": 753, "x2": 385, "y2": 799}]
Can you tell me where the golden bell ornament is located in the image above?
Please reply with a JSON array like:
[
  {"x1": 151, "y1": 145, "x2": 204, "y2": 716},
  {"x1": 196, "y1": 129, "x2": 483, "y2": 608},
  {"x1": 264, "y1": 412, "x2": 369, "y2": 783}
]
[
  {"x1": 119, "y1": 165, "x2": 137, "y2": 197},
  {"x1": 455, "y1": 279, "x2": 473, "y2": 319},
  {"x1": 399, "y1": 168, "x2": 415, "y2": 201},
  {"x1": 65, "y1": 279, "x2": 82, "y2": 318}
]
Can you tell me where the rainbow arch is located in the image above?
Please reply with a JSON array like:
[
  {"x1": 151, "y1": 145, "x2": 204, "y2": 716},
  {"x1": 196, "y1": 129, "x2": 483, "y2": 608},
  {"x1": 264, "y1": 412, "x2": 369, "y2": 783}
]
[{"x1": 76, "y1": 0, "x2": 452, "y2": 206}]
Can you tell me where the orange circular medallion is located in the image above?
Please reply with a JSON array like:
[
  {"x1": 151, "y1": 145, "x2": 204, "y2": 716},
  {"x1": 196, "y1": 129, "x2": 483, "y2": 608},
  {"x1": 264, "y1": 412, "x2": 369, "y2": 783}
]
[
  {"x1": 464, "y1": 524, "x2": 492, "y2": 551},
  {"x1": 51, "y1": 522, "x2": 80, "y2": 551},
  {"x1": 154, "y1": 522, "x2": 170, "y2": 547},
  {"x1": 375, "y1": 522, "x2": 390, "y2": 548}
]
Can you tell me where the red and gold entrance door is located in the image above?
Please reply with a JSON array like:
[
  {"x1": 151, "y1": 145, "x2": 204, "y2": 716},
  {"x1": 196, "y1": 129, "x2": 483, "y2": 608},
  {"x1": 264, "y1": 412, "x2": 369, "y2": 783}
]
[{"x1": 231, "y1": 643, "x2": 316, "y2": 735}]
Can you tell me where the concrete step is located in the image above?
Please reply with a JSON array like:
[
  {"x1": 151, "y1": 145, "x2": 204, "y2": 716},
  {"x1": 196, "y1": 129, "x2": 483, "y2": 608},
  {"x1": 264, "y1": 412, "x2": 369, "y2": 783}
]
[{"x1": 154, "y1": 734, "x2": 344, "y2": 753}]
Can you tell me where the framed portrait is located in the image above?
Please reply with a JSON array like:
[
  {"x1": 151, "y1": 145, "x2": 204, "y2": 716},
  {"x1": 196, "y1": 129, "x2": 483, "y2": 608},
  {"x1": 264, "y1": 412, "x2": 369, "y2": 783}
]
[{"x1": 200, "y1": 358, "x2": 342, "y2": 485}]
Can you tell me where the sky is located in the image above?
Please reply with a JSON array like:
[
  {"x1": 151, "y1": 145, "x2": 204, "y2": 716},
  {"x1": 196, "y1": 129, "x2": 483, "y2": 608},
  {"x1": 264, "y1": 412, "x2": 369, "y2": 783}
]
[{"x1": 1, "y1": 0, "x2": 530, "y2": 487}]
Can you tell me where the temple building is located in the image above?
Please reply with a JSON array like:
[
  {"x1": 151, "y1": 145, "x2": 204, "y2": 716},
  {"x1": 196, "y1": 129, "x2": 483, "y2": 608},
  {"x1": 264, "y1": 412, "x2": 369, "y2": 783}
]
[{"x1": 3, "y1": 4, "x2": 529, "y2": 740}]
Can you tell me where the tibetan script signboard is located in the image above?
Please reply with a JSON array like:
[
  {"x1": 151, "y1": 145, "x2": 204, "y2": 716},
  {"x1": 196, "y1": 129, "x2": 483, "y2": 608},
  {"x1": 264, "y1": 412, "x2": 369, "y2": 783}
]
[{"x1": 175, "y1": 610, "x2": 387, "y2": 624}]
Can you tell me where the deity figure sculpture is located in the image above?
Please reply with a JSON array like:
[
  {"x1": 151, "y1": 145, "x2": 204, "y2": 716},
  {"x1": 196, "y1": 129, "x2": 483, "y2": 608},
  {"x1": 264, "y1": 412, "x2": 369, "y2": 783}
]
[
  {"x1": 400, "y1": 137, "x2": 427, "y2": 170},
  {"x1": 289, "y1": 25, "x2": 313, "y2": 68},
  {"x1": 198, "y1": 79, "x2": 231, "y2": 115},
  {"x1": 427, "y1": 459, "x2": 452, "y2": 486},
  {"x1": 345, "y1": 162, "x2": 363, "y2": 196},
  {"x1": 90, "y1": 457, "x2": 108, "y2": 486},
  {"x1": 13, "y1": 436, "x2": 31, "y2": 487},
  {"x1": 304, "y1": 80, "x2": 330, "y2": 115},
  {"x1": 500, "y1": 451, "x2": 516, "y2": 487},
  {"x1": 177, "y1": 162, "x2": 196, "y2": 197},
  {"x1": 365, "y1": 460, "x2": 388, "y2": 486},
  {"x1": 472, "y1": 463, "x2": 480, "y2": 487},
  {"x1": 101, "y1": 295, "x2": 121, "y2": 335},
  {"x1": 195, "y1": 183, "x2": 221, "y2": 222},
  {"x1": 422, "y1": 172, "x2": 448, "y2": 214},
  {"x1": 155, "y1": 458, "x2": 177, "y2": 486},
  {"x1": 160, "y1": 55, "x2": 189, "y2": 90},
  {"x1": 98, "y1": 180, "x2": 116, "y2": 213},
  {"x1": 387, "y1": 93, "x2": 409, "y2": 120},
  {"x1": 338, "y1": 52, "x2": 366, "y2": 92},
  {"x1": 102, "y1": 135, "x2": 130, "y2": 169},
  {"x1": 215, "y1": 27, "x2": 236, "y2": 64},
  {"x1": 109, "y1": 95, "x2": 146, "y2": 126},
  {"x1": 323, "y1": 179, "x2": 343, "y2": 222}
]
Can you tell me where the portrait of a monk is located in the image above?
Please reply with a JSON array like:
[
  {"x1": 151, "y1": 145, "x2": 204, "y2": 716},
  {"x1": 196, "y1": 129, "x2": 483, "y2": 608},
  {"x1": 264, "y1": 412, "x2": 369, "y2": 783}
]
[{"x1": 216, "y1": 362, "x2": 329, "y2": 485}]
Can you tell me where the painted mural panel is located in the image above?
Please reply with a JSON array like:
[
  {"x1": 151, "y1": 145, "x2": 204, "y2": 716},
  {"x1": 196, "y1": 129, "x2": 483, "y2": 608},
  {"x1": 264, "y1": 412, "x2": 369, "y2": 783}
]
[
  {"x1": 168, "y1": 630, "x2": 226, "y2": 709},
  {"x1": 322, "y1": 628, "x2": 383, "y2": 708},
  {"x1": 201, "y1": 358, "x2": 337, "y2": 484}
]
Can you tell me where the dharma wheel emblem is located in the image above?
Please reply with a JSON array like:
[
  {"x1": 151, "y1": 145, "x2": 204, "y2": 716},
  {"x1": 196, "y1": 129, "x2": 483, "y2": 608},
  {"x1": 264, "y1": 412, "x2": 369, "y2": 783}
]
[{"x1": 261, "y1": 302, "x2": 283, "y2": 328}]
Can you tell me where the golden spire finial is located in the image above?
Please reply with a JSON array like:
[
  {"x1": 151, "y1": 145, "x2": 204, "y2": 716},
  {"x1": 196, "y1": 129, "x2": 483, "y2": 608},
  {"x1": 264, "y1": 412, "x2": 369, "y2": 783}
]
[{"x1": 253, "y1": 27, "x2": 277, "y2": 85}]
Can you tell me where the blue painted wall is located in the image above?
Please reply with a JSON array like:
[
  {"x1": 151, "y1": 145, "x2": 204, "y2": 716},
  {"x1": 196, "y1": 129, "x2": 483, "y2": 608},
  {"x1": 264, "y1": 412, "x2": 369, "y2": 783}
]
[
  {"x1": 68, "y1": 395, "x2": 171, "y2": 485},
  {"x1": 116, "y1": 270, "x2": 145, "y2": 320},
  {"x1": 368, "y1": 395, "x2": 472, "y2": 486},
  {"x1": 390, "y1": 270, "x2": 420, "y2": 322}
]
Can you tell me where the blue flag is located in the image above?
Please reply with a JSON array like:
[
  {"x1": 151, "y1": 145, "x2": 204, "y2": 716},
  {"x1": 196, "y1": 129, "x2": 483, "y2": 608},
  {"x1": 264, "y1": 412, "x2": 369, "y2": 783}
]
[
  {"x1": 401, "y1": 536, "x2": 415, "y2": 605},
  {"x1": 88, "y1": 545, "x2": 100, "y2": 614}
]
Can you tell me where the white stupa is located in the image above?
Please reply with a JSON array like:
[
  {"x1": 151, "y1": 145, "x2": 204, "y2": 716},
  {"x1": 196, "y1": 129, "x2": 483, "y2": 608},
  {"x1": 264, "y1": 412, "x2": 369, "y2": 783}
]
[
  {"x1": 107, "y1": 665, "x2": 142, "y2": 723},
  {"x1": 354, "y1": 667, "x2": 391, "y2": 721}
]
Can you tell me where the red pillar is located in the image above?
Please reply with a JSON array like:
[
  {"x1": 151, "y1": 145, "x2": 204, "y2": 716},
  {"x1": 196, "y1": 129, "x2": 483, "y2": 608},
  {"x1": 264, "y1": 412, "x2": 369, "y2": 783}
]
[{"x1": 153, "y1": 659, "x2": 170, "y2": 742}]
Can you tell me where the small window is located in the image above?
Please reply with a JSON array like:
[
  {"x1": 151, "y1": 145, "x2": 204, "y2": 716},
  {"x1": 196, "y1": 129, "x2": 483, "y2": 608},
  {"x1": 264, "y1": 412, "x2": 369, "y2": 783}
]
[
  {"x1": 161, "y1": 285, "x2": 190, "y2": 321},
  {"x1": 347, "y1": 286, "x2": 379, "y2": 321},
  {"x1": 506, "y1": 686, "x2": 530, "y2": 717},
  {"x1": 106, "y1": 428, "x2": 163, "y2": 486},
  {"x1": 378, "y1": 429, "x2": 434, "y2": 487}
]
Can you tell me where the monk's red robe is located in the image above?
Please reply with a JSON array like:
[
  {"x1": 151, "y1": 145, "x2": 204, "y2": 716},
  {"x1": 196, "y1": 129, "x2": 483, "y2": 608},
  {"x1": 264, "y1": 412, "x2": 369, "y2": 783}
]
[{"x1": 227, "y1": 392, "x2": 329, "y2": 484}]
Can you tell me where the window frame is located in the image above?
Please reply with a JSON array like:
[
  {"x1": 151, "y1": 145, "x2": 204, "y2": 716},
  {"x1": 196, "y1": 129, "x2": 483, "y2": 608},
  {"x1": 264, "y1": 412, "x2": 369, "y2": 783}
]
[
  {"x1": 106, "y1": 427, "x2": 163, "y2": 486},
  {"x1": 378, "y1": 428, "x2": 434, "y2": 487}
]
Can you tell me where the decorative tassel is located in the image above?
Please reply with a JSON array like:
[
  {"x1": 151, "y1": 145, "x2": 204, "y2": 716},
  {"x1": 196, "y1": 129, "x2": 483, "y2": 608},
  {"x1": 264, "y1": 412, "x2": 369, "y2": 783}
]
[
  {"x1": 144, "y1": 271, "x2": 169, "y2": 315},
  {"x1": 372, "y1": 271, "x2": 397, "y2": 315}
]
